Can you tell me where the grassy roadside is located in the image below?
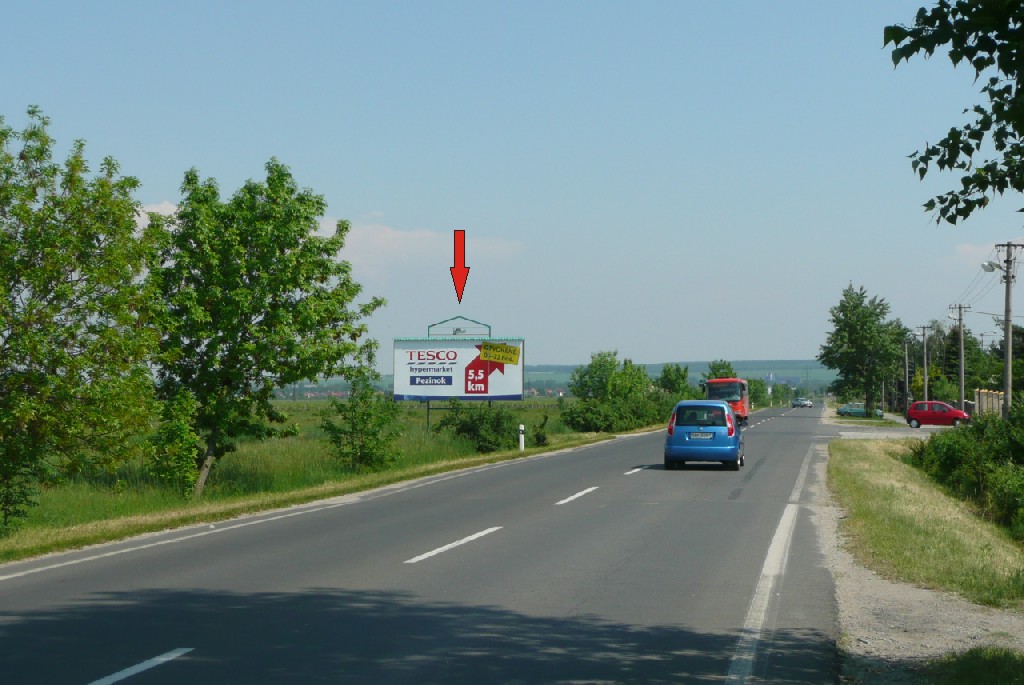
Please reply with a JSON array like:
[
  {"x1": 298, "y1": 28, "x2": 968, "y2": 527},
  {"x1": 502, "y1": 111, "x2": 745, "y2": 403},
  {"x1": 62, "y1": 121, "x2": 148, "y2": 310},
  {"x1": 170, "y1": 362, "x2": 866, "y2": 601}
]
[
  {"x1": 0, "y1": 430, "x2": 616, "y2": 564},
  {"x1": 828, "y1": 438, "x2": 1024, "y2": 683}
]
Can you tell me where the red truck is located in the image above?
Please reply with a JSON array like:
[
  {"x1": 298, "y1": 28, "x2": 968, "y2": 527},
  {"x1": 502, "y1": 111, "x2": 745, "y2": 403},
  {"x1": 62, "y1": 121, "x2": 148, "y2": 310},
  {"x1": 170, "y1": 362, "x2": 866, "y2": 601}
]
[{"x1": 703, "y1": 377, "x2": 750, "y2": 425}]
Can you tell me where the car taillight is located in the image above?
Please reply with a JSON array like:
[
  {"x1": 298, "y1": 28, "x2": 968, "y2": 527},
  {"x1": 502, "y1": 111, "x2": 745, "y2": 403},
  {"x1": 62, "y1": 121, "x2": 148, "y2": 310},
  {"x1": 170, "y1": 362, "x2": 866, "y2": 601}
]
[
  {"x1": 726, "y1": 412, "x2": 735, "y2": 437},
  {"x1": 668, "y1": 412, "x2": 676, "y2": 436}
]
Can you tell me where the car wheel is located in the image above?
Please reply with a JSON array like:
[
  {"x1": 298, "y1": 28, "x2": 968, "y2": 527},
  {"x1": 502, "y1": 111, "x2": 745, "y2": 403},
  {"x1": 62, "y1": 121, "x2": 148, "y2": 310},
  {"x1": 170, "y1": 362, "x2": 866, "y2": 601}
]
[
  {"x1": 727, "y1": 460, "x2": 740, "y2": 471},
  {"x1": 952, "y1": 418, "x2": 961, "y2": 427},
  {"x1": 909, "y1": 419, "x2": 920, "y2": 428},
  {"x1": 664, "y1": 458, "x2": 673, "y2": 471},
  {"x1": 739, "y1": 451, "x2": 745, "y2": 467}
]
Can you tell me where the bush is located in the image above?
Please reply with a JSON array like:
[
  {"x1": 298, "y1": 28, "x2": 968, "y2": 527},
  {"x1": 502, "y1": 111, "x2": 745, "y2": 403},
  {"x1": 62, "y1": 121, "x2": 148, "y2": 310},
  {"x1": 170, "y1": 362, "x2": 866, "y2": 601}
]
[
  {"x1": 910, "y1": 411, "x2": 1024, "y2": 539},
  {"x1": 0, "y1": 455, "x2": 38, "y2": 532},
  {"x1": 561, "y1": 390, "x2": 676, "y2": 433},
  {"x1": 148, "y1": 391, "x2": 203, "y2": 496},
  {"x1": 433, "y1": 400, "x2": 518, "y2": 453},
  {"x1": 561, "y1": 351, "x2": 676, "y2": 432},
  {"x1": 986, "y1": 460, "x2": 1024, "y2": 539},
  {"x1": 321, "y1": 375, "x2": 401, "y2": 473},
  {"x1": 532, "y1": 415, "x2": 550, "y2": 447}
]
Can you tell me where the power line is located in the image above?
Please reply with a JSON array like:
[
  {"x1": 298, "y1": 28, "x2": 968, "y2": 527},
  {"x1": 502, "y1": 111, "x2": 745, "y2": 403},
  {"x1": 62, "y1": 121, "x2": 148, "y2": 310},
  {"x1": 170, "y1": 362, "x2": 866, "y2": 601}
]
[{"x1": 954, "y1": 246, "x2": 1000, "y2": 305}]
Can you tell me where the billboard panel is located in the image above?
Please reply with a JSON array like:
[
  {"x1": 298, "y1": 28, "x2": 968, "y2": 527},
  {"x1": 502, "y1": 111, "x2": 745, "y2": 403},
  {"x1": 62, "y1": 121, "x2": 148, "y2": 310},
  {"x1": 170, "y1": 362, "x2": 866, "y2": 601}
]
[{"x1": 393, "y1": 338, "x2": 524, "y2": 401}]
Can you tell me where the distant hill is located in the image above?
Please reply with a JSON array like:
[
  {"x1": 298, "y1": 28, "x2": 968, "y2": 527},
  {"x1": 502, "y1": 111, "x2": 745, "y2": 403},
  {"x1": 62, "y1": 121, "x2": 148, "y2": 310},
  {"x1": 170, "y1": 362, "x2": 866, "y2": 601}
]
[
  {"x1": 524, "y1": 360, "x2": 836, "y2": 393},
  {"x1": 281, "y1": 360, "x2": 836, "y2": 398}
]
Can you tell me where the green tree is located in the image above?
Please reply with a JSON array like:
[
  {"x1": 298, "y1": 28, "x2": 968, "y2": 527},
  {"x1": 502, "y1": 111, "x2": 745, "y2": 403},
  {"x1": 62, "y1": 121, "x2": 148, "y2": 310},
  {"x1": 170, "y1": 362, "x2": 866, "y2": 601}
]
[
  {"x1": 567, "y1": 350, "x2": 618, "y2": 400},
  {"x1": 322, "y1": 362, "x2": 401, "y2": 473},
  {"x1": 885, "y1": 2, "x2": 1024, "y2": 223},
  {"x1": 931, "y1": 373, "x2": 960, "y2": 405},
  {"x1": 152, "y1": 159, "x2": 384, "y2": 496},
  {"x1": 655, "y1": 363, "x2": 700, "y2": 399},
  {"x1": 562, "y1": 352, "x2": 672, "y2": 432},
  {"x1": 703, "y1": 359, "x2": 736, "y2": 380},
  {"x1": 776, "y1": 384, "x2": 797, "y2": 407},
  {"x1": 818, "y1": 285, "x2": 908, "y2": 415},
  {"x1": 0, "y1": 107, "x2": 161, "y2": 527},
  {"x1": 748, "y1": 378, "x2": 769, "y2": 407}
]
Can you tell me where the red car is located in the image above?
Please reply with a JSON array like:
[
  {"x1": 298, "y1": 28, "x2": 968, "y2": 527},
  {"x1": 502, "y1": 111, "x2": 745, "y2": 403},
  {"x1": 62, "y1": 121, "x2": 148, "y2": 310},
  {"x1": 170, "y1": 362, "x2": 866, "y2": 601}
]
[{"x1": 905, "y1": 401, "x2": 970, "y2": 428}]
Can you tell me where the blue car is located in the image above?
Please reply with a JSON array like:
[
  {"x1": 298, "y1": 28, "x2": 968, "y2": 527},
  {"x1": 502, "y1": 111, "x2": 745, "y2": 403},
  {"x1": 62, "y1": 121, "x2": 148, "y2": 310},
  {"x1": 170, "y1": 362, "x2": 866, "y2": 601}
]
[{"x1": 664, "y1": 400, "x2": 745, "y2": 471}]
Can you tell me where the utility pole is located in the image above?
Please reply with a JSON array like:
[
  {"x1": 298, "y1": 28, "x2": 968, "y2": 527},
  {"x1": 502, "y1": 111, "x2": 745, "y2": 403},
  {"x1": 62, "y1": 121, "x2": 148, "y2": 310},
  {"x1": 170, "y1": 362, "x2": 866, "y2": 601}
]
[
  {"x1": 904, "y1": 338, "x2": 911, "y2": 411},
  {"x1": 918, "y1": 325, "x2": 932, "y2": 401},
  {"x1": 949, "y1": 304, "x2": 970, "y2": 411},
  {"x1": 993, "y1": 243, "x2": 1023, "y2": 418}
]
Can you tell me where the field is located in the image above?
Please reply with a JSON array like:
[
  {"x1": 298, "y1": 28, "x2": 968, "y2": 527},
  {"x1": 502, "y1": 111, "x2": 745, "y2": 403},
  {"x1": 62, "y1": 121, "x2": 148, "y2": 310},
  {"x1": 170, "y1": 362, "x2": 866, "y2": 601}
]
[{"x1": 0, "y1": 398, "x2": 604, "y2": 562}]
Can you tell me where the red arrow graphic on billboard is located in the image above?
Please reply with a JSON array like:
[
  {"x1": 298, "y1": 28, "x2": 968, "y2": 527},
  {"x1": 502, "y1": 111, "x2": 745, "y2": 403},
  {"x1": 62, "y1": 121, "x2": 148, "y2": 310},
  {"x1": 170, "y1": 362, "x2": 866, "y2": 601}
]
[
  {"x1": 450, "y1": 229, "x2": 470, "y2": 303},
  {"x1": 465, "y1": 346, "x2": 505, "y2": 395}
]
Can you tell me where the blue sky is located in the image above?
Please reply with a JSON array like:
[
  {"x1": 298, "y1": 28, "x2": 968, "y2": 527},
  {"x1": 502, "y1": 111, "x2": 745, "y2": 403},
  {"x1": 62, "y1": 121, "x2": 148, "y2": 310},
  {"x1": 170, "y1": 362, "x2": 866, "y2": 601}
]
[{"x1": 6, "y1": 1, "x2": 1023, "y2": 371}]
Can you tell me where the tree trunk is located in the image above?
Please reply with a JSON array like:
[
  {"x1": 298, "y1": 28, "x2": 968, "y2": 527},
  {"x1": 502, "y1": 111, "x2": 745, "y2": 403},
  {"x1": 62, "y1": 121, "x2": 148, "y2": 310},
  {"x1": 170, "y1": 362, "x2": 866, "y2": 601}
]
[{"x1": 193, "y1": 440, "x2": 217, "y2": 498}]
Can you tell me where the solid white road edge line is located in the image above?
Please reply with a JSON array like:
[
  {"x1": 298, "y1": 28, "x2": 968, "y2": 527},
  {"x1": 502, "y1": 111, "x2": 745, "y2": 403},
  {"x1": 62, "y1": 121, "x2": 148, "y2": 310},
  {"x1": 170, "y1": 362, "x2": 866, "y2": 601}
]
[
  {"x1": 87, "y1": 647, "x2": 193, "y2": 685},
  {"x1": 554, "y1": 486, "x2": 599, "y2": 505},
  {"x1": 0, "y1": 436, "x2": 618, "y2": 583},
  {"x1": 403, "y1": 527, "x2": 503, "y2": 564},
  {"x1": 724, "y1": 443, "x2": 816, "y2": 684}
]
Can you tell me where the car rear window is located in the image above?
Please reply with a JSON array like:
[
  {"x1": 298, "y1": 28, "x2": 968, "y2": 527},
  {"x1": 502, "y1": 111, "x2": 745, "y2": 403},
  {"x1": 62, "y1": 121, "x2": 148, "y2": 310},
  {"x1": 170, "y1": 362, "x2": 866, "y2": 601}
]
[{"x1": 676, "y1": 406, "x2": 727, "y2": 427}]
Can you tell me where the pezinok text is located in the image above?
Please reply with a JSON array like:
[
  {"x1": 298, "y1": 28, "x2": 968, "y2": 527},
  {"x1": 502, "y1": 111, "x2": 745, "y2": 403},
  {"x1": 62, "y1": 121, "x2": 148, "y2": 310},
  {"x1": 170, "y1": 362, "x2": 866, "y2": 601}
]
[{"x1": 411, "y1": 376, "x2": 453, "y2": 386}]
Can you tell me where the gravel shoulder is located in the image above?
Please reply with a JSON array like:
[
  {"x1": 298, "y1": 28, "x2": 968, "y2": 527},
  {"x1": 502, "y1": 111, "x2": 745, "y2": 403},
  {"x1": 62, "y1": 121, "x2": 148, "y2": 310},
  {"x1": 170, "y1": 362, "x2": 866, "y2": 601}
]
[{"x1": 812, "y1": 416, "x2": 1024, "y2": 683}]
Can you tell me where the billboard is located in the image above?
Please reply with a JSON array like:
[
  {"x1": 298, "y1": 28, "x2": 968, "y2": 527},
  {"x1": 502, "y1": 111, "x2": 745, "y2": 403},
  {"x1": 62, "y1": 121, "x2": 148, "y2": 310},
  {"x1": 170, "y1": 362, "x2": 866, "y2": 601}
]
[{"x1": 393, "y1": 337, "x2": 524, "y2": 401}]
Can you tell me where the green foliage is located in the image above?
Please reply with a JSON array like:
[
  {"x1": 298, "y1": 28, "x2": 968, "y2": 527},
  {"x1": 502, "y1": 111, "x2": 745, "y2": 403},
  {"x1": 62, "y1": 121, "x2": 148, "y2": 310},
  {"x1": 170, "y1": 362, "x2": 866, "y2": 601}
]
[
  {"x1": 151, "y1": 159, "x2": 385, "y2": 495},
  {"x1": 148, "y1": 392, "x2": 203, "y2": 496},
  {"x1": 748, "y1": 378, "x2": 769, "y2": 407},
  {"x1": 909, "y1": 408, "x2": 1024, "y2": 539},
  {"x1": 886, "y1": 2, "x2": 1024, "y2": 224},
  {"x1": 0, "y1": 107, "x2": 161, "y2": 528},
  {"x1": 818, "y1": 284, "x2": 908, "y2": 414},
  {"x1": 433, "y1": 400, "x2": 518, "y2": 453},
  {"x1": 771, "y1": 383, "x2": 795, "y2": 407},
  {"x1": 655, "y1": 363, "x2": 701, "y2": 400},
  {"x1": 703, "y1": 359, "x2": 736, "y2": 380},
  {"x1": 532, "y1": 414, "x2": 550, "y2": 447},
  {"x1": 925, "y1": 646, "x2": 1024, "y2": 685},
  {"x1": 321, "y1": 370, "x2": 401, "y2": 473},
  {"x1": 0, "y1": 453, "x2": 38, "y2": 532},
  {"x1": 567, "y1": 350, "x2": 618, "y2": 401},
  {"x1": 562, "y1": 351, "x2": 675, "y2": 432}
]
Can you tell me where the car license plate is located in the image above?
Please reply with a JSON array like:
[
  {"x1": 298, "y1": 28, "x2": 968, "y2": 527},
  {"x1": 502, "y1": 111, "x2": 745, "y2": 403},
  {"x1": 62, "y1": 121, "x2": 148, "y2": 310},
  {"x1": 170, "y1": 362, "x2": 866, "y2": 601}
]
[{"x1": 689, "y1": 432, "x2": 713, "y2": 440}]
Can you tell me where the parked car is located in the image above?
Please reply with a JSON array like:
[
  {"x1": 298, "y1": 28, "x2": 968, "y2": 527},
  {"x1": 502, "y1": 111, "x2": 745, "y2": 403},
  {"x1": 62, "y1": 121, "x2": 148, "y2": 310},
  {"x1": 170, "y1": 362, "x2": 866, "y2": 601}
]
[
  {"x1": 905, "y1": 401, "x2": 970, "y2": 428},
  {"x1": 792, "y1": 397, "x2": 812, "y2": 408},
  {"x1": 664, "y1": 400, "x2": 745, "y2": 471},
  {"x1": 836, "y1": 402, "x2": 883, "y2": 418}
]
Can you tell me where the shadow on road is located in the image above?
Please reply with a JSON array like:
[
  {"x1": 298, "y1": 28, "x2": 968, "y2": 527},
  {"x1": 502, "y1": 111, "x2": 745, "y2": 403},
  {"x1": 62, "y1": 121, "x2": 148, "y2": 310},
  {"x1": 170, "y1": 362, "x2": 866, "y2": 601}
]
[{"x1": 0, "y1": 586, "x2": 844, "y2": 684}]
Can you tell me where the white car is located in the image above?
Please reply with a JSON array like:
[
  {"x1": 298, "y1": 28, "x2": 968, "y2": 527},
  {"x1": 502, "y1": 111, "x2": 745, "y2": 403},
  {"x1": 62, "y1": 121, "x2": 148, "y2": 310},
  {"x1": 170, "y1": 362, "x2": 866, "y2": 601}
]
[{"x1": 792, "y1": 397, "x2": 812, "y2": 408}]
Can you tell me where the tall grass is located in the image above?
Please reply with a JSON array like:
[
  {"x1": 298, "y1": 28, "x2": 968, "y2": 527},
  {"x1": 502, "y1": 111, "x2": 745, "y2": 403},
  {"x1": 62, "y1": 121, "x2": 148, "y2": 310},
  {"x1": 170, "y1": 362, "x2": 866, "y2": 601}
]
[
  {"x1": 0, "y1": 398, "x2": 602, "y2": 562},
  {"x1": 828, "y1": 439, "x2": 1024, "y2": 609},
  {"x1": 924, "y1": 646, "x2": 1024, "y2": 685}
]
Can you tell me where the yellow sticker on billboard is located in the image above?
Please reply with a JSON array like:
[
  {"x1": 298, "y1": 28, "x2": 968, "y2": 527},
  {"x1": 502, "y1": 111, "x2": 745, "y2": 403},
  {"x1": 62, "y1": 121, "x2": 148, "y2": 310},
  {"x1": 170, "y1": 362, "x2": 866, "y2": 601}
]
[{"x1": 480, "y1": 341, "x2": 521, "y2": 365}]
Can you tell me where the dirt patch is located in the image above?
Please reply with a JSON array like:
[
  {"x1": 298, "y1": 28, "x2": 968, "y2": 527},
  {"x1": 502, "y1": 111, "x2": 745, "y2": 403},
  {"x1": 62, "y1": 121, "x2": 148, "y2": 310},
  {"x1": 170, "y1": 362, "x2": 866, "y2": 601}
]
[{"x1": 810, "y1": 450, "x2": 1024, "y2": 683}]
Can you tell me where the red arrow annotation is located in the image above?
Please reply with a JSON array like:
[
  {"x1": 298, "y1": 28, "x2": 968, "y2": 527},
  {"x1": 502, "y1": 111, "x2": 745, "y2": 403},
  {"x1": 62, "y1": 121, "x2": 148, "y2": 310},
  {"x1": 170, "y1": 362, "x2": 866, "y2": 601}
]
[{"x1": 450, "y1": 229, "x2": 470, "y2": 303}]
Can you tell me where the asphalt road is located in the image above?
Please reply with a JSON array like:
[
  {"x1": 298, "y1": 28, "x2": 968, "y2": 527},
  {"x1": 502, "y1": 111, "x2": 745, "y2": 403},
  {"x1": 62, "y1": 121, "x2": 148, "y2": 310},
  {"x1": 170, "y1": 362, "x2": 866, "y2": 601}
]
[{"x1": 0, "y1": 405, "x2": 850, "y2": 684}]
